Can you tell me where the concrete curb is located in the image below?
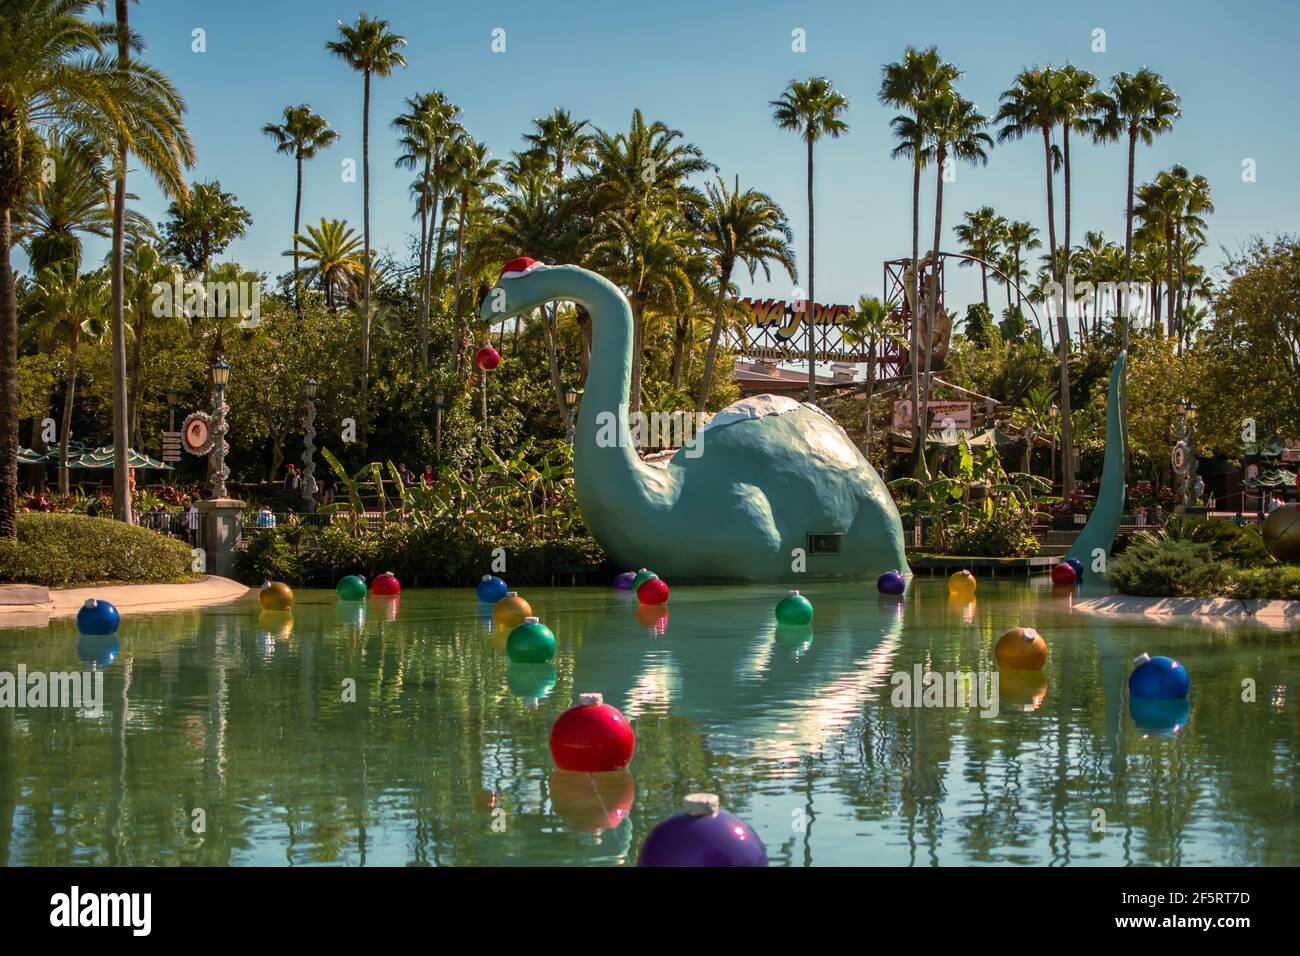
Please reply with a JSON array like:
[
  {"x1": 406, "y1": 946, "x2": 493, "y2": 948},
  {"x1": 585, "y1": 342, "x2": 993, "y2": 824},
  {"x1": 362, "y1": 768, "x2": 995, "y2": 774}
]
[
  {"x1": 0, "y1": 576, "x2": 250, "y2": 629},
  {"x1": 1074, "y1": 594, "x2": 1300, "y2": 627}
]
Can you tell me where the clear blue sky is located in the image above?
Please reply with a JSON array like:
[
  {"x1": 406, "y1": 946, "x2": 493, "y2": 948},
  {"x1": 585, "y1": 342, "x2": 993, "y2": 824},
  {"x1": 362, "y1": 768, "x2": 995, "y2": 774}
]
[{"x1": 36, "y1": 0, "x2": 1300, "y2": 318}]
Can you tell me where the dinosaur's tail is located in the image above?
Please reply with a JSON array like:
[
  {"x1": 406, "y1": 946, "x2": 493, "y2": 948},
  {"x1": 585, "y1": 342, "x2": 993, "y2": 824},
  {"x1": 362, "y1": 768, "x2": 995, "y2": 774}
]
[{"x1": 1066, "y1": 351, "x2": 1127, "y2": 570}]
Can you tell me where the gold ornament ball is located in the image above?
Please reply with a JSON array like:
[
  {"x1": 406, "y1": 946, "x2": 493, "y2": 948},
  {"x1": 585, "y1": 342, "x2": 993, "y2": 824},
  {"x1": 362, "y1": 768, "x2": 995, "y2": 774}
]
[
  {"x1": 1262, "y1": 503, "x2": 1300, "y2": 562},
  {"x1": 259, "y1": 581, "x2": 295, "y2": 611},
  {"x1": 493, "y1": 592, "x2": 533, "y2": 629}
]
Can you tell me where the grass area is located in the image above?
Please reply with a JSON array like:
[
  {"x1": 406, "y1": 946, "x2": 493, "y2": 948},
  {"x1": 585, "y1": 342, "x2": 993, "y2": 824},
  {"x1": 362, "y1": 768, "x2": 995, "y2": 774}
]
[{"x1": 0, "y1": 513, "x2": 200, "y2": 588}]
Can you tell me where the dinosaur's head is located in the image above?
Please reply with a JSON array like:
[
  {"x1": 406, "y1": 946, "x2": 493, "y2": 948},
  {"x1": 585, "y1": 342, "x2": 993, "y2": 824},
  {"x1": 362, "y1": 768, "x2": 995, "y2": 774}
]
[{"x1": 480, "y1": 256, "x2": 556, "y2": 322}]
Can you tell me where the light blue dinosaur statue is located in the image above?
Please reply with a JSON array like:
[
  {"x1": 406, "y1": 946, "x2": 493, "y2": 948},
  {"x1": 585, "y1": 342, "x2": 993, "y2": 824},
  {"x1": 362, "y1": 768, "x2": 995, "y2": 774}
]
[{"x1": 480, "y1": 259, "x2": 908, "y2": 581}]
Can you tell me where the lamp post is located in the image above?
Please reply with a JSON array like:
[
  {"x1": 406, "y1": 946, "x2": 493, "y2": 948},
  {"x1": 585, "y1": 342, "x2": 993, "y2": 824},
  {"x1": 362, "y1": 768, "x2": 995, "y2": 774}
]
[
  {"x1": 564, "y1": 386, "x2": 578, "y2": 444},
  {"x1": 303, "y1": 378, "x2": 318, "y2": 513},
  {"x1": 434, "y1": 389, "x2": 445, "y2": 466},
  {"x1": 1173, "y1": 398, "x2": 1200, "y2": 509},
  {"x1": 209, "y1": 359, "x2": 230, "y2": 500},
  {"x1": 166, "y1": 388, "x2": 177, "y2": 432}
]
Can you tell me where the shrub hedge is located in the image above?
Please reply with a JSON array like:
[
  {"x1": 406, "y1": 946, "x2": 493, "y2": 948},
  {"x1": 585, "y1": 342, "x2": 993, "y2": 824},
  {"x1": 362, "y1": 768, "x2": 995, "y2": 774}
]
[
  {"x1": 232, "y1": 523, "x2": 610, "y2": 587},
  {"x1": 0, "y1": 513, "x2": 198, "y2": 588}
]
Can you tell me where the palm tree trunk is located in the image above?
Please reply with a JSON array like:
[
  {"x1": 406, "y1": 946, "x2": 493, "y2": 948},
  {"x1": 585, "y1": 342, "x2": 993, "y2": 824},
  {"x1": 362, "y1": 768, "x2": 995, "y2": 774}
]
[
  {"x1": 416, "y1": 153, "x2": 431, "y2": 364},
  {"x1": 450, "y1": 194, "x2": 468, "y2": 379},
  {"x1": 128, "y1": 305, "x2": 145, "y2": 439},
  {"x1": 1122, "y1": 129, "x2": 1137, "y2": 352},
  {"x1": 697, "y1": 264, "x2": 732, "y2": 413},
  {"x1": 805, "y1": 136, "x2": 816, "y2": 403},
  {"x1": 1041, "y1": 126, "x2": 1059, "y2": 286},
  {"x1": 360, "y1": 69, "x2": 373, "y2": 400},
  {"x1": 909, "y1": 158, "x2": 922, "y2": 463},
  {"x1": 293, "y1": 153, "x2": 303, "y2": 317},
  {"x1": 541, "y1": 305, "x2": 567, "y2": 430},
  {"x1": 111, "y1": 0, "x2": 133, "y2": 523},
  {"x1": 1062, "y1": 126, "x2": 1073, "y2": 284},
  {"x1": 59, "y1": 330, "x2": 80, "y2": 496},
  {"x1": 920, "y1": 151, "x2": 946, "y2": 464},
  {"x1": 1164, "y1": 223, "x2": 1175, "y2": 338},
  {"x1": 0, "y1": 207, "x2": 18, "y2": 538},
  {"x1": 980, "y1": 262, "x2": 988, "y2": 307},
  {"x1": 630, "y1": 295, "x2": 645, "y2": 417}
]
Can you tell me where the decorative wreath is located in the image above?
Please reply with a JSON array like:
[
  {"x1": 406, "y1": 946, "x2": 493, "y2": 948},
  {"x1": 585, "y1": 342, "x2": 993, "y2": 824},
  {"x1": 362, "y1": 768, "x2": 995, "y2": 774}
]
[{"x1": 181, "y1": 411, "x2": 217, "y2": 456}]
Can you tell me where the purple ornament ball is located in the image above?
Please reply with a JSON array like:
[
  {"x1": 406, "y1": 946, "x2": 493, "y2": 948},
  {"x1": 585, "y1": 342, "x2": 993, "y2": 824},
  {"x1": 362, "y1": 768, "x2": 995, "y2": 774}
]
[
  {"x1": 613, "y1": 571, "x2": 636, "y2": 591},
  {"x1": 877, "y1": 570, "x2": 906, "y2": 596},
  {"x1": 639, "y1": 794, "x2": 767, "y2": 867}
]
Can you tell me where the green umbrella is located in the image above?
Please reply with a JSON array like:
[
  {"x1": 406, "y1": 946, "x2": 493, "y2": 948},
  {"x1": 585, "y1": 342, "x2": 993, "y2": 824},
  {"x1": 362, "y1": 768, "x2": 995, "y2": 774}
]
[{"x1": 71, "y1": 446, "x2": 173, "y2": 471}]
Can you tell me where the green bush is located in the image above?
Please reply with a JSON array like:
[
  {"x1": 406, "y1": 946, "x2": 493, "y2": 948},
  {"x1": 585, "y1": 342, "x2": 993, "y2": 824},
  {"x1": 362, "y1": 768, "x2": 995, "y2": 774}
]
[
  {"x1": 0, "y1": 513, "x2": 198, "y2": 588},
  {"x1": 230, "y1": 523, "x2": 609, "y2": 587},
  {"x1": 1158, "y1": 516, "x2": 1271, "y2": 568},
  {"x1": 1224, "y1": 565, "x2": 1300, "y2": 600},
  {"x1": 1105, "y1": 536, "x2": 1225, "y2": 597},
  {"x1": 949, "y1": 508, "x2": 1039, "y2": 558}
]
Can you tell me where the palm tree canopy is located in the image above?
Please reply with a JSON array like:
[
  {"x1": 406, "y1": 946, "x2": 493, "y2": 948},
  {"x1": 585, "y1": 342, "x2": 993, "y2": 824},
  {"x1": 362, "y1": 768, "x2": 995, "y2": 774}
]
[
  {"x1": 325, "y1": 14, "x2": 407, "y2": 76},
  {"x1": 263, "y1": 104, "x2": 338, "y2": 161},
  {"x1": 1092, "y1": 68, "x2": 1181, "y2": 144},
  {"x1": 523, "y1": 107, "x2": 595, "y2": 179},
  {"x1": 770, "y1": 76, "x2": 850, "y2": 144},
  {"x1": 701, "y1": 174, "x2": 796, "y2": 284}
]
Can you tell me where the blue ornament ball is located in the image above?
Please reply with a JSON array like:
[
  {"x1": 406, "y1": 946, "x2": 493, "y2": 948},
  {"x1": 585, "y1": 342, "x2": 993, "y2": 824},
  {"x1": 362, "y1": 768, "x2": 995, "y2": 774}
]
[
  {"x1": 1128, "y1": 654, "x2": 1190, "y2": 700},
  {"x1": 476, "y1": 574, "x2": 509, "y2": 604},
  {"x1": 877, "y1": 570, "x2": 906, "y2": 596},
  {"x1": 76, "y1": 598, "x2": 120, "y2": 635},
  {"x1": 1065, "y1": 557, "x2": 1084, "y2": 583}
]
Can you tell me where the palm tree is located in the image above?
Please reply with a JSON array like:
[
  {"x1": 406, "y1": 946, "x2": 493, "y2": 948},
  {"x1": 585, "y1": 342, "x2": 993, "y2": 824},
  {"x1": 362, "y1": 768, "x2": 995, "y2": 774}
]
[
  {"x1": 122, "y1": 242, "x2": 182, "y2": 437},
  {"x1": 288, "y1": 218, "x2": 364, "y2": 312},
  {"x1": 997, "y1": 66, "x2": 1089, "y2": 493},
  {"x1": 444, "y1": 138, "x2": 504, "y2": 383},
  {"x1": 697, "y1": 175, "x2": 796, "y2": 413},
  {"x1": 1134, "y1": 173, "x2": 1182, "y2": 338},
  {"x1": 587, "y1": 109, "x2": 712, "y2": 217},
  {"x1": 109, "y1": 0, "x2": 194, "y2": 523},
  {"x1": 0, "y1": 0, "x2": 193, "y2": 534},
  {"x1": 995, "y1": 67, "x2": 1065, "y2": 286},
  {"x1": 1055, "y1": 65, "x2": 1100, "y2": 283},
  {"x1": 161, "y1": 180, "x2": 252, "y2": 274},
  {"x1": 770, "y1": 76, "x2": 850, "y2": 402},
  {"x1": 1166, "y1": 165, "x2": 1213, "y2": 348},
  {"x1": 1003, "y1": 220, "x2": 1041, "y2": 313},
  {"x1": 393, "y1": 91, "x2": 460, "y2": 366},
  {"x1": 523, "y1": 108, "x2": 594, "y2": 179},
  {"x1": 25, "y1": 263, "x2": 107, "y2": 493},
  {"x1": 327, "y1": 13, "x2": 407, "y2": 399},
  {"x1": 843, "y1": 294, "x2": 903, "y2": 457},
  {"x1": 1093, "y1": 69, "x2": 1181, "y2": 351},
  {"x1": 263, "y1": 104, "x2": 338, "y2": 315},
  {"x1": 589, "y1": 207, "x2": 699, "y2": 416},
  {"x1": 920, "y1": 89, "x2": 991, "y2": 463},
  {"x1": 953, "y1": 206, "x2": 1007, "y2": 307},
  {"x1": 881, "y1": 47, "x2": 958, "y2": 455},
  {"x1": 16, "y1": 131, "x2": 153, "y2": 272}
]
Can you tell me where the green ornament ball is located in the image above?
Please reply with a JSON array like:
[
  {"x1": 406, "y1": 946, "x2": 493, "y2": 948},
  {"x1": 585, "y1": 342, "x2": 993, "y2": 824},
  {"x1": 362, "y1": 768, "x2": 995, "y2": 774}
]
[
  {"x1": 631, "y1": 569, "x2": 658, "y2": 591},
  {"x1": 336, "y1": 575, "x2": 368, "y2": 601},
  {"x1": 506, "y1": 617, "x2": 557, "y2": 663},
  {"x1": 775, "y1": 590, "x2": 814, "y2": 626}
]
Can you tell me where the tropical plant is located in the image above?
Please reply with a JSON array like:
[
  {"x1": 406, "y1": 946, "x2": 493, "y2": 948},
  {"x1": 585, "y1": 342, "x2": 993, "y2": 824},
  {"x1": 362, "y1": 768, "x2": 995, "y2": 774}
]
[
  {"x1": 953, "y1": 206, "x2": 1007, "y2": 307},
  {"x1": 696, "y1": 175, "x2": 796, "y2": 412},
  {"x1": 160, "y1": 179, "x2": 251, "y2": 273},
  {"x1": 288, "y1": 218, "x2": 364, "y2": 312}
]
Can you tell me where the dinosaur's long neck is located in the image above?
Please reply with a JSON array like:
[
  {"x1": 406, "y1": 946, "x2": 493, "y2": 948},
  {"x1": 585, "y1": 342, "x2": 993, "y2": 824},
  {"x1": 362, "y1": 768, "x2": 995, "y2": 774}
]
[
  {"x1": 526, "y1": 267, "x2": 672, "y2": 538},
  {"x1": 1068, "y1": 351, "x2": 1127, "y2": 569}
]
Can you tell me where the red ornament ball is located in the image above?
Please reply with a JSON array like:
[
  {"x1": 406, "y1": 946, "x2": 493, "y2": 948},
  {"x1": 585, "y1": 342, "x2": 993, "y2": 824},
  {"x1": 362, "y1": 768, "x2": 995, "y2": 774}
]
[
  {"x1": 370, "y1": 571, "x2": 401, "y2": 596},
  {"x1": 637, "y1": 577, "x2": 670, "y2": 606},
  {"x1": 550, "y1": 692, "x2": 635, "y2": 773},
  {"x1": 475, "y1": 346, "x2": 501, "y2": 372},
  {"x1": 1050, "y1": 562, "x2": 1077, "y2": 588}
]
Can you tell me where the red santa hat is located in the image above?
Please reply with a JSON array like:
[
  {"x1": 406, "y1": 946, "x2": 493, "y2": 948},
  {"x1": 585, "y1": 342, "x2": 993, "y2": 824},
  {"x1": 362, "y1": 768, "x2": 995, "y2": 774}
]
[{"x1": 498, "y1": 256, "x2": 549, "y2": 280}]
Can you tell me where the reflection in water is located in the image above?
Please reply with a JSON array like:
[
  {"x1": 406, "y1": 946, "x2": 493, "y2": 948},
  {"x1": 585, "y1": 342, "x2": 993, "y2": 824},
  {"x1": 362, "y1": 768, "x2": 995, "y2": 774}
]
[{"x1": 0, "y1": 581, "x2": 1297, "y2": 866}]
